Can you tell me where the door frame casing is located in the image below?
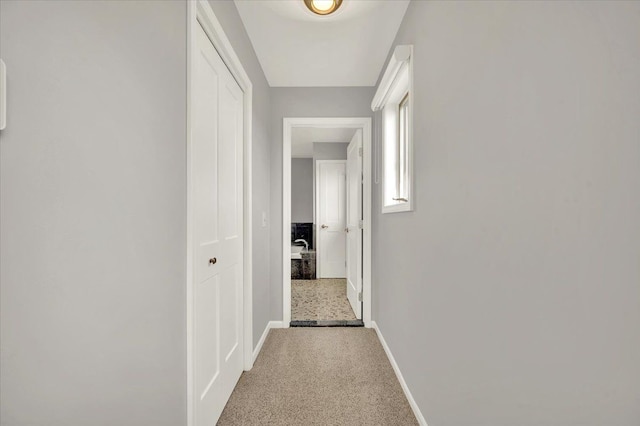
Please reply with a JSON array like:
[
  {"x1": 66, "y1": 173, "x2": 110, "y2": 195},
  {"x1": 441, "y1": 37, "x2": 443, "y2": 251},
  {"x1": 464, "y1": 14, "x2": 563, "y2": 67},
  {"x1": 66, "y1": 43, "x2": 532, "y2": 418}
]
[
  {"x1": 315, "y1": 159, "x2": 347, "y2": 279},
  {"x1": 283, "y1": 117, "x2": 372, "y2": 327},
  {"x1": 187, "y1": 1, "x2": 253, "y2": 425}
]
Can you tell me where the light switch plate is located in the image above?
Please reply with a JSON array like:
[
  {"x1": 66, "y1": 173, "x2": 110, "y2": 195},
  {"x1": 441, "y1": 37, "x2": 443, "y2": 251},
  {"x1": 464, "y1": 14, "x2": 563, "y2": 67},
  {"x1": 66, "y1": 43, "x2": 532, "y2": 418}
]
[{"x1": 0, "y1": 59, "x2": 5, "y2": 130}]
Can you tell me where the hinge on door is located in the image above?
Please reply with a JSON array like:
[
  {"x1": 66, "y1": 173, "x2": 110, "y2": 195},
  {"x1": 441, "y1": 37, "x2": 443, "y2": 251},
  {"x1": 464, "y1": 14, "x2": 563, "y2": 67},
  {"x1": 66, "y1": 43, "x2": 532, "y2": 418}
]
[
  {"x1": 358, "y1": 147, "x2": 363, "y2": 157},
  {"x1": 358, "y1": 292, "x2": 363, "y2": 302},
  {"x1": 358, "y1": 220, "x2": 363, "y2": 229}
]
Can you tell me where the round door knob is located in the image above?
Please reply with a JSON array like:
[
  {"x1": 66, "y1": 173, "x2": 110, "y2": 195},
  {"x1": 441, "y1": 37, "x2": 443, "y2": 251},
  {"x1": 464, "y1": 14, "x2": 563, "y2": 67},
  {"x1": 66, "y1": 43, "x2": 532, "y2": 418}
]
[
  {"x1": 321, "y1": 224, "x2": 328, "y2": 229},
  {"x1": 209, "y1": 258, "x2": 217, "y2": 265}
]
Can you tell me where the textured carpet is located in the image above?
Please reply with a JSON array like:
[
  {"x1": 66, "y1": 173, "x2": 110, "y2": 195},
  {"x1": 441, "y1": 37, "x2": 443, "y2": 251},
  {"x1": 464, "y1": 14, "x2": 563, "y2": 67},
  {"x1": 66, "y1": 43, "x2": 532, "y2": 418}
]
[
  {"x1": 217, "y1": 328, "x2": 418, "y2": 425},
  {"x1": 291, "y1": 279, "x2": 357, "y2": 321}
]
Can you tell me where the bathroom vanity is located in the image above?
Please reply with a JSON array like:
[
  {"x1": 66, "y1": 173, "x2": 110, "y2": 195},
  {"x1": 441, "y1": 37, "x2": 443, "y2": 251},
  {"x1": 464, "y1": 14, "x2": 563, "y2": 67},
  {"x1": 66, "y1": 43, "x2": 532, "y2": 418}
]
[
  {"x1": 291, "y1": 222, "x2": 316, "y2": 279},
  {"x1": 291, "y1": 249, "x2": 316, "y2": 280}
]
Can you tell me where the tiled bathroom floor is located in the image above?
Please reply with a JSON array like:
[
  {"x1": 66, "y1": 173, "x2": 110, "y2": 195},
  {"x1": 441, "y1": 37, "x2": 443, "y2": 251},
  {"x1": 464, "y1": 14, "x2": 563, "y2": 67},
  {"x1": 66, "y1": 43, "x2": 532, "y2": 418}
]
[{"x1": 291, "y1": 279, "x2": 357, "y2": 321}]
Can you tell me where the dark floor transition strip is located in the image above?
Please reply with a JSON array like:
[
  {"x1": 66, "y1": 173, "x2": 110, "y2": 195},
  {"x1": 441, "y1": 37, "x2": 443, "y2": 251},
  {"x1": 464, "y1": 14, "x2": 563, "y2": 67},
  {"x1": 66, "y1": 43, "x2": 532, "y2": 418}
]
[{"x1": 290, "y1": 319, "x2": 364, "y2": 327}]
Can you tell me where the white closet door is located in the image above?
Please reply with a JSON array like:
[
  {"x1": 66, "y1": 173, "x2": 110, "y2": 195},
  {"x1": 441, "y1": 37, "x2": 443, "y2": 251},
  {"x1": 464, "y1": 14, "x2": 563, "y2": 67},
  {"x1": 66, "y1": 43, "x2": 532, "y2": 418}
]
[{"x1": 193, "y1": 23, "x2": 244, "y2": 426}]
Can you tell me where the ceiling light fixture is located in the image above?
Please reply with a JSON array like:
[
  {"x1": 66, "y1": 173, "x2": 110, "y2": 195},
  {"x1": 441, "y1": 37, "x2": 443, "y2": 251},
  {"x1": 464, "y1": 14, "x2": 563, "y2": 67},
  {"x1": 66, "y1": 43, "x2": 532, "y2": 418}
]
[{"x1": 304, "y1": 0, "x2": 343, "y2": 16}]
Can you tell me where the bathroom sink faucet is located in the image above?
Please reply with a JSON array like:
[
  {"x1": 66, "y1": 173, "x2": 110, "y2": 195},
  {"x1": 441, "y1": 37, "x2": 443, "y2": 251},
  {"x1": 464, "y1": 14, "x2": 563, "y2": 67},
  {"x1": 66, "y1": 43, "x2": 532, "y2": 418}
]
[{"x1": 294, "y1": 239, "x2": 308, "y2": 251}]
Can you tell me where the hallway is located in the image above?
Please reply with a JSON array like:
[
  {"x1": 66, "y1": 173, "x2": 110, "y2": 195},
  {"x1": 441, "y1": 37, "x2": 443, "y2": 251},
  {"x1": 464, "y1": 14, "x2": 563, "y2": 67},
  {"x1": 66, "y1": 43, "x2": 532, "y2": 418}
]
[
  {"x1": 2, "y1": 1, "x2": 639, "y2": 425},
  {"x1": 217, "y1": 328, "x2": 417, "y2": 425}
]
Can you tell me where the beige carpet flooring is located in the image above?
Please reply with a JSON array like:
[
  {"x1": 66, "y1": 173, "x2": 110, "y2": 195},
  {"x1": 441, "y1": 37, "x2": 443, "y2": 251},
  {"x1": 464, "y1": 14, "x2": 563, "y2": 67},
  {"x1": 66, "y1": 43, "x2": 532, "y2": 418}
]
[
  {"x1": 217, "y1": 328, "x2": 418, "y2": 425},
  {"x1": 291, "y1": 279, "x2": 357, "y2": 321}
]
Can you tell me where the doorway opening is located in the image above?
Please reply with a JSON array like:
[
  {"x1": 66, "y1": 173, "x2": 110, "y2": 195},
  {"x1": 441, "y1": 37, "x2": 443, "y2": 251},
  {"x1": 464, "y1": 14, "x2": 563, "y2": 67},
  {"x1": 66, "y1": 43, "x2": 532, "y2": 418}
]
[{"x1": 283, "y1": 117, "x2": 372, "y2": 327}]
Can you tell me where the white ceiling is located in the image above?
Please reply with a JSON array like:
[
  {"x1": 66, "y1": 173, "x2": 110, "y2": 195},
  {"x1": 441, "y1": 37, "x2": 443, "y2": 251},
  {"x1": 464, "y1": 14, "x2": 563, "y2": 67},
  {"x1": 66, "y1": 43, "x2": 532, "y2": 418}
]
[
  {"x1": 292, "y1": 127, "x2": 357, "y2": 158},
  {"x1": 234, "y1": 0, "x2": 410, "y2": 87}
]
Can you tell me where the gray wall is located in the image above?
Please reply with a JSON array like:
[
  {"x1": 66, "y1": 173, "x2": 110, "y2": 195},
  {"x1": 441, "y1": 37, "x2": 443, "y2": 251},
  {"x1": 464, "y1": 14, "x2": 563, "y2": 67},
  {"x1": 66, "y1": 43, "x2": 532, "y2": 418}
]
[
  {"x1": 0, "y1": 1, "x2": 274, "y2": 424},
  {"x1": 207, "y1": 0, "x2": 272, "y2": 351},
  {"x1": 270, "y1": 87, "x2": 376, "y2": 320},
  {"x1": 372, "y1": 1, "x2": 640, "y2": 425},
  {"x1": 313, "y1": 142, "x2": 348, "y2": 161},
  {"x1": 291, "y1": 158, "x2": 313, "y2": 223},
  {"x1": 0, "y1": 1, "x2": 187, "y2": 425}
]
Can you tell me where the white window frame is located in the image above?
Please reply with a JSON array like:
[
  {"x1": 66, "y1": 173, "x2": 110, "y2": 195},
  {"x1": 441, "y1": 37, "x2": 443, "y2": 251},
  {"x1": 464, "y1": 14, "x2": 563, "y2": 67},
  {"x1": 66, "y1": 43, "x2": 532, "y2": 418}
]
[{"x1": 372, "y1": 45, "x2": 413, "y2": 214}]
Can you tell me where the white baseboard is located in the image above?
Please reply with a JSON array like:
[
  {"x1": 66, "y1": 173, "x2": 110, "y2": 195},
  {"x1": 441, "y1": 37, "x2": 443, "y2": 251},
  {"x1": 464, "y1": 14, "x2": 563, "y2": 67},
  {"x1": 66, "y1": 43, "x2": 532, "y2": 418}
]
[
  {"x1": 252, "y1": 321, "x2": 285, "y2": 365},
  {"x1": 372, "y1": 321, "x2": 428, "y2": 426}
]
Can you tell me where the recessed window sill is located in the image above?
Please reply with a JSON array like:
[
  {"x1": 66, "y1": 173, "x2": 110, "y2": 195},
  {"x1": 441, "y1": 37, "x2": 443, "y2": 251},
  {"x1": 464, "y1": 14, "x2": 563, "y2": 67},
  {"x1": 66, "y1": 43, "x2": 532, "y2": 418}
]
[{"x1": 382, "y1": 201, "x2": 412, "y2": 214}]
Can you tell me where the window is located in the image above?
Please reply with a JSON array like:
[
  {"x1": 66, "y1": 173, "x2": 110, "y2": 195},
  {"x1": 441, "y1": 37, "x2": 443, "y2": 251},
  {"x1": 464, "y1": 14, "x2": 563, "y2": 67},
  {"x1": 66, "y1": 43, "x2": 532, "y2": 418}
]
[
  {"x1": 397, "y1": 93, "x2": 409, "y2": 202},
  {"x1": 372, "y1": 45, "x2": 413, "y2": 213}
]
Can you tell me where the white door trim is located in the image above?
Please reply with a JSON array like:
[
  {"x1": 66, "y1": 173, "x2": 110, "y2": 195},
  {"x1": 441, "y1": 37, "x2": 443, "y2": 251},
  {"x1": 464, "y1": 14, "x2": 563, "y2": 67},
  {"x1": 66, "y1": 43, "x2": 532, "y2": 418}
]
[
  {"x1": 315, "y1": 159, "x2": 347, "y2": 279},
  {"x1": 283, "y1": 117, "x2": 372, "y2": 327},
  {"x1": 345, "y1": 133, "x2": 363, "y2": 317},
  {"x1": 187, "y1": 1, "x2": 253, "y2": 425}
]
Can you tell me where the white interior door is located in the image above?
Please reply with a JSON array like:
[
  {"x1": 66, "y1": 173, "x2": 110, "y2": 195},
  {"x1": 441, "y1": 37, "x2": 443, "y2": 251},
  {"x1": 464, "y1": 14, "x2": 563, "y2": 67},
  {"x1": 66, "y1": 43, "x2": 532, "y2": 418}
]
[
  {"x1": 193, "y1": 23, "x2": 244, "y2": 426},
  {"x1": 317, "y1": 161, "x2": 346, "y2": 278},
  {"x1": 346, "y1": 131, "x2": 363, "y2": 318}
]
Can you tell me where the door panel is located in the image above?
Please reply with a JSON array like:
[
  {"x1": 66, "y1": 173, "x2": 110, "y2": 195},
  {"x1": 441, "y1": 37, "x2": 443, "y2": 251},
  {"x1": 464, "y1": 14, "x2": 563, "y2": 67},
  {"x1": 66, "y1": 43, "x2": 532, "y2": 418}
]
[
  {"x1": 318, "y1": 161, "x2": 346, "y2": 278},
  {"x1": 346, "y1": 131, "x2": 363, "y2": 318},
  {"x1": 193, "y1": 23, "x2": 244, "y2": 426},
  {"x1": 195, "y1": 276, "x2": 219, "y2": 396},
  {"x1": 194, "y1": 38, "x2": 220, "y2": 286},
  {"x1": 219, "y1": 82, "x2": 240, "y2": 237},
  {"x1": 220, "y1": 266, "x2": 239, "y2": 361}
]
